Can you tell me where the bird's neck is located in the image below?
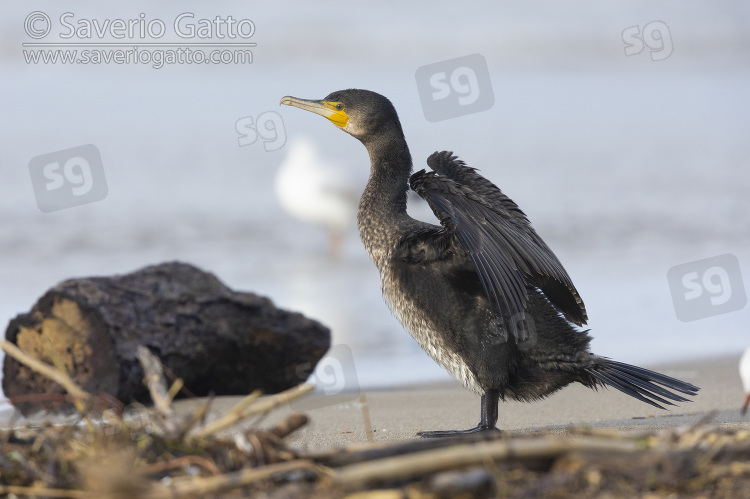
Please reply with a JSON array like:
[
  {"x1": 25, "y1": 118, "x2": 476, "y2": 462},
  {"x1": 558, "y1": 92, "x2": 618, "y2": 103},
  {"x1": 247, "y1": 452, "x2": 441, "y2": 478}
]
[{"x1": 357, "y1": 132, "x2": 413, "y2": 263}]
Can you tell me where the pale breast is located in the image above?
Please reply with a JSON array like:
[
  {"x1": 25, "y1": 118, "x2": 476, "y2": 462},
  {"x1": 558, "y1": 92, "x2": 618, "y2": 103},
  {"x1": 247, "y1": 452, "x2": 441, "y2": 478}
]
[
  {"x1": 379, "y1": 265, "x2": 483, "y2": 394},
  {"x1": 358, "y1": 214, "x2": 485, "y2": 394}
]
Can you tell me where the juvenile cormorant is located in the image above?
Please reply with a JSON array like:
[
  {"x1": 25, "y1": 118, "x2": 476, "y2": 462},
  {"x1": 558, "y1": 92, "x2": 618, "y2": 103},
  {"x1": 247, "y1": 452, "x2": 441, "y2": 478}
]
[{"x1": 280, "y1": 89, "x2": 699, "y2": 436}]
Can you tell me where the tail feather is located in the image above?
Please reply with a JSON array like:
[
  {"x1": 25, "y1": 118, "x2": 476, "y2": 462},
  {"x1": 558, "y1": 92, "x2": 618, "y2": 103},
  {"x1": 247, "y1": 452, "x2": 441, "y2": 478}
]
[
  {"x1": 593, "y1": 370, "x2": 678, "y2": 408},
  {"x1": 588, "y1": 358, "x2": 700, "y2": 410},
  {"x1": 606, "y1": 360, "x2": 699, "y2": 396},
  {"x1": 607, "y1": 366, "x2": 692, "y2": 403}
]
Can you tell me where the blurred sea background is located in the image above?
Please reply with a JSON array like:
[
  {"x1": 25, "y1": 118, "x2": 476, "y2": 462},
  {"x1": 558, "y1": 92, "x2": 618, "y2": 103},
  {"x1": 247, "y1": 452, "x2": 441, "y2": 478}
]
[{"x1": 1, "y1": 1, "x2": 748, "y2": 401}]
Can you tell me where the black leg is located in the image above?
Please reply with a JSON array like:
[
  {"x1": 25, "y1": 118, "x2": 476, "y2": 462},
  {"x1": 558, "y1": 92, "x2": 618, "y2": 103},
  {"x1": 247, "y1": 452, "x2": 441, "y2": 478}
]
[
  {"x1": 417, "y1": 389, "x2": 501, "y2": 438},
  {"x1": 479, "y1": 389, "x2": 499, "y2": 427}
]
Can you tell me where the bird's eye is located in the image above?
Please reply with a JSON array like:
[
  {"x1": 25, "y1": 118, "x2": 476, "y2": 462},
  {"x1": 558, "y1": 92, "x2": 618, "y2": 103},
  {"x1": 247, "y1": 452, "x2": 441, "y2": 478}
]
[{"x1": 335, "y1": 103, "x2": 344, "y2": 111}]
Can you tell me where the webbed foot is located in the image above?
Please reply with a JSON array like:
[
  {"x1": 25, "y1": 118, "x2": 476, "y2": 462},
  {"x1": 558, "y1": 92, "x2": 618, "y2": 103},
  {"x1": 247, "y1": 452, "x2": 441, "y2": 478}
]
[{"x1": 417, "y1": 424, "x2": 500, "y2": 438}]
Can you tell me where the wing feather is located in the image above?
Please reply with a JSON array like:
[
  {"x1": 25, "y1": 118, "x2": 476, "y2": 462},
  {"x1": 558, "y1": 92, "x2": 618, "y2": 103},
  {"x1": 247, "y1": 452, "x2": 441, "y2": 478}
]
[{"x1": 409, "y1": 151, "x2": 587, "y2": 340}]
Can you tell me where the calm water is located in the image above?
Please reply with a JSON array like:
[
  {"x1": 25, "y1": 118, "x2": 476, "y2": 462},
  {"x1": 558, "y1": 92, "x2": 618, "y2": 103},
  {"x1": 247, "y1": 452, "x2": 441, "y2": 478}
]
[{"x1": 1, "y1": 2, "x2": 749, "y2": 402}]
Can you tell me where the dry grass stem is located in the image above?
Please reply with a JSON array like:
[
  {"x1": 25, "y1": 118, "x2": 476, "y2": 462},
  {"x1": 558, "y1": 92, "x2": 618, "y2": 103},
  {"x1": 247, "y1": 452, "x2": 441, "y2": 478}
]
[
  {"x1": 188, "y1": 389, "x2": 262, "y2": 439},
  {"x1": 359, "y1": 393, "x2": 374, "y2": 444},
  {"x1": 136, "y1": 345, "x2": 179, "y2": 438},
  {"x1": 190, "y1": 383, "x2": 313, "y2": 440}
]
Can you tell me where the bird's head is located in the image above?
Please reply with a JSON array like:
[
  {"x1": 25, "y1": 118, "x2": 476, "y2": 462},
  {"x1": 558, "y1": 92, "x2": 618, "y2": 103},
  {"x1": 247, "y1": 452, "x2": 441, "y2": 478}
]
[{"x1": 280, "y1": 89, "x2": 403, "y2": 145}]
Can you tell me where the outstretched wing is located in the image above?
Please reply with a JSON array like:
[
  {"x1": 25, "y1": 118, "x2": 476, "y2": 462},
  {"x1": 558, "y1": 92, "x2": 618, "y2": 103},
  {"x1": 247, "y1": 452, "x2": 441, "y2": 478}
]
[{"x1": 409, "y1": 151, "x2": 587, "y2": 339}]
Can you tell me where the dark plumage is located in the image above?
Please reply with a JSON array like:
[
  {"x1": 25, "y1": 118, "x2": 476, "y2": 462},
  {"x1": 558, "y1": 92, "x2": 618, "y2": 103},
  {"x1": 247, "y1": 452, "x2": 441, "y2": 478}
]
[{"x1": 280, "y1": 89, "x2": 699, "y2": 436}]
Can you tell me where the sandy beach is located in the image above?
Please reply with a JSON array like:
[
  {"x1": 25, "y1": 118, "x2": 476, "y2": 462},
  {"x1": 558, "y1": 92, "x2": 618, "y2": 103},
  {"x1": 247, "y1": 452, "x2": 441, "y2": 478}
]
[
  {"x1": 0, "y1": 353, "x2": 750, "y2": 449},
  {"x1": 2, "y1": 351, "x2": 749, "y2": 497},
  {"x1": 2, "y1": 353, "x2": 747, "y2": 450},
  {"x1": 161, "y1": 352, "x2": 750, "y2": 451}
]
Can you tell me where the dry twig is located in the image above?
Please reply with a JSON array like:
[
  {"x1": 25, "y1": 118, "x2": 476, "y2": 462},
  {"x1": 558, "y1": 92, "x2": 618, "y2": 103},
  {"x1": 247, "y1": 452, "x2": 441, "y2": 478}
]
[
  {"x1": 135, "y1": 455, "x2": 222, "y2": 477},
  {"x1": 0, "y1": 485, "x2": 97, "y2": 498},
  {"x1": 136, "y1": 345, "x2": 179, "y2": 438},
  {"x1": 143, "y1": 459, "x2": 325, "y2": 499},
  {"x1": 190, "y1": 383, "x2": 313, "y2": 440}
]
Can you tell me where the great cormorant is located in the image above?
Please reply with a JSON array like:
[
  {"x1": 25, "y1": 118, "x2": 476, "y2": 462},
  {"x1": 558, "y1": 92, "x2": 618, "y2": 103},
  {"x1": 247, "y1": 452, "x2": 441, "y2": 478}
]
[{"x1": 280, "y1": 89, "x2": 699, "y2": 436}]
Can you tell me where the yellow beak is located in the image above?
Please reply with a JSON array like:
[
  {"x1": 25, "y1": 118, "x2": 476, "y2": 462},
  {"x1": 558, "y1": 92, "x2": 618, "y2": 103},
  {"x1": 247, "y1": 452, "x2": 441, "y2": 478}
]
[{"x1": 280, "y1": 96, "x2": 349, "y2": 127}]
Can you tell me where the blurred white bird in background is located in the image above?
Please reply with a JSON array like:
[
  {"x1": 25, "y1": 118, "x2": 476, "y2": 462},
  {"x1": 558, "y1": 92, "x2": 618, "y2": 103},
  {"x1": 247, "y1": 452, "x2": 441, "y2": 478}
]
[
  {"x1": 741, "y1": 347, "x2": 750, "y2": 415},
  {"x1": 275, "y1": 137, "x2": 364, "y2": 257}
]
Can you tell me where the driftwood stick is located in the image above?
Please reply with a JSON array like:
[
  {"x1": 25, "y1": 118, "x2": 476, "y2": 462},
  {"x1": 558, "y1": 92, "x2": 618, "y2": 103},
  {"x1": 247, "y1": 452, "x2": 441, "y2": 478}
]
[
  {"x1": 309, "y1": 434, "x2": 494, "y2": 468},
  {"x1": 166, "y1": 378, "x2": 184, "y2": 403},
  {"x1": 0, "y1": 485, "x2": 96, "y2": 498},
  {"x1": 2, "y1": 262, "x2": 330, "y2": 416},
  {"x1": 161, "y1": 363, "x2": 197, "y2": 398},
  {"x1": 136, "y1": 345, "x2": 179, "y2": 438},
  {"x1": 0, "y1": 338, "x2": 91, "y2": 403},
  {"x1": 332, "y1": 436, "x2": 640, "y2": 488},
  {"x1": 238, "y1": 383, "x2": 314, "y2": 418},
  {"x1": 262, "y1": 413, "x2": 309, "y2": 440},
  {"x1": 190, "y1": 383, "x2": 313, "y2": 439},
  {"x1": 143, "y1": 460, "x2": 325, "y2": 499},
  {"x1": 135, "y1": 455, "x2": 222, "y2": 476},
  {"x1": 178, "y1": 396, "x2": 214, "y2": 439},
  {"x1": 189, "y1": 389, "x2": 262, "y2": 439}
]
